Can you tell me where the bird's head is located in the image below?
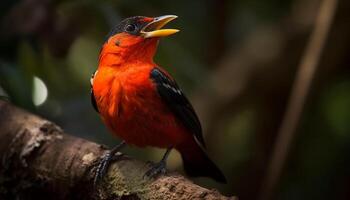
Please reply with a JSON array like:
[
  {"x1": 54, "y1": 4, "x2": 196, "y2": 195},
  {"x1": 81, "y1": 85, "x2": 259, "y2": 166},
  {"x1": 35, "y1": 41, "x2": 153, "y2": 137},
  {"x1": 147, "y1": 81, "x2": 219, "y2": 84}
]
[{"x1": 99, "y1": 15, "x2": 179, "y2": 67}]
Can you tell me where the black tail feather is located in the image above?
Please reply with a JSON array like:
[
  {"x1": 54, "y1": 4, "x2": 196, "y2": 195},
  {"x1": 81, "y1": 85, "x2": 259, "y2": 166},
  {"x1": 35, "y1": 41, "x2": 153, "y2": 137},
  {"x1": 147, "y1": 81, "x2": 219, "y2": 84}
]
[{"x1": 177, "y1": 142, "x2": 227, "y2": 183}]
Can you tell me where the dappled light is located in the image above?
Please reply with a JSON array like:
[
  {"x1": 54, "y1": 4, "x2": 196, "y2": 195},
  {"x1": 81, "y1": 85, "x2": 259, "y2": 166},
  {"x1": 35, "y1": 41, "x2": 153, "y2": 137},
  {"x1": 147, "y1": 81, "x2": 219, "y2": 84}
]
[{"x1": 32, "y1": 76, "x2": 48, "y2": 106}]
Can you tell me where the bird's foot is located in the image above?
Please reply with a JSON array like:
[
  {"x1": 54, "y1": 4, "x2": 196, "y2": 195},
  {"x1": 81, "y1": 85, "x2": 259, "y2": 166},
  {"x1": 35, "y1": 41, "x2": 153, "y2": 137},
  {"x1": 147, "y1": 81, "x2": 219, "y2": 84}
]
[
  {"x1": 93, "y1": 151, "x2": 122, "y2": 186},
  {"x1": 93, "y1": 141, "x2": 126, "y2": 187},
  {"x1": 143, "y1": 160, "x2": 167, "y2": 180}
]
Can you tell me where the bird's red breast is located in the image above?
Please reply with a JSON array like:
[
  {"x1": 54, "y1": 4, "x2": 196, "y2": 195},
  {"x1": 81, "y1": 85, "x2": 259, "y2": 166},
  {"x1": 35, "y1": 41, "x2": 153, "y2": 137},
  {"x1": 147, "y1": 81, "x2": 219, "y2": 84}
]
[{"x1": 93, "y1": 64, "x2": 191, "y2": 148}]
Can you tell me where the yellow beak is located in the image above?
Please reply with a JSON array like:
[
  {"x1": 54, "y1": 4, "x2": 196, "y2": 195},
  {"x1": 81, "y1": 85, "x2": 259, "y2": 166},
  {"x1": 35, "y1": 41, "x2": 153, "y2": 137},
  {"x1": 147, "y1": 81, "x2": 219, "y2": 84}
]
[{"x1": 141, "y1": 15, "x2": 179, "y2": 38}]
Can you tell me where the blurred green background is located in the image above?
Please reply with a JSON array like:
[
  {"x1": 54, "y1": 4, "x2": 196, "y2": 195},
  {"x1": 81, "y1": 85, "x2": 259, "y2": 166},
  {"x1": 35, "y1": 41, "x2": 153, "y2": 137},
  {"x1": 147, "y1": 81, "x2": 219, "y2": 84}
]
[{"x1": 1, "y1": 0, "x2": 349, "y2": 199}]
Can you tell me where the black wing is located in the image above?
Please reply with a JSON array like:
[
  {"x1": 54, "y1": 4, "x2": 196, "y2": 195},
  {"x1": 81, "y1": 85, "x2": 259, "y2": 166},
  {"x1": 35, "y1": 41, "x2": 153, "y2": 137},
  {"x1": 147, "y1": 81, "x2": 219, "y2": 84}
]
[
  {"x1": 90, "y1": 71, "x2": 99, "y2": 113},
  {"x1": 150, "y1": 68, "x2": 206, "y2": 148}
]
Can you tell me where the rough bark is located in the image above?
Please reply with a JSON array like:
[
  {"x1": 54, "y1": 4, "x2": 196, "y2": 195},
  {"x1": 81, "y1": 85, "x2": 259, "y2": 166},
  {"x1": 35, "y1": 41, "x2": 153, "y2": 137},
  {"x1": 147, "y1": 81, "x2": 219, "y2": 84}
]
[{"x1": 0, "y1": 100, "x2": 234, "y2": 200}]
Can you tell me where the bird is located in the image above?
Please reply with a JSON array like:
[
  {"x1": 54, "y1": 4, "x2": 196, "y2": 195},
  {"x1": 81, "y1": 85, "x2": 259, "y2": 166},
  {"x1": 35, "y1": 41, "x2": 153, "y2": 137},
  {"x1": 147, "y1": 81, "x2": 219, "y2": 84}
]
[{"x1": 91, "y1": 15, "x2": 226, "y2": 185}]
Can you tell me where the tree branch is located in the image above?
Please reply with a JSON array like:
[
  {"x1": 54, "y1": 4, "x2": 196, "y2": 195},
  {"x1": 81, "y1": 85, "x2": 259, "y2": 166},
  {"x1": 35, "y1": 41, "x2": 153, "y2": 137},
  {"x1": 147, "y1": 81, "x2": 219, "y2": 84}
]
[{"x1": 0, "y1": 100, "x2": 234, "y2": 200}]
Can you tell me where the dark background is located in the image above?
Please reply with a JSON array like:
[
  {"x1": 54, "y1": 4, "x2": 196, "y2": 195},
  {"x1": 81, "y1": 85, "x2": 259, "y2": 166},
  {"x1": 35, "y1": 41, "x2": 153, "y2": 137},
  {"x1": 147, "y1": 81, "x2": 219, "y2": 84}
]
[{"x1": 0, "y1": 0, "x2": 349, "y2": 199}]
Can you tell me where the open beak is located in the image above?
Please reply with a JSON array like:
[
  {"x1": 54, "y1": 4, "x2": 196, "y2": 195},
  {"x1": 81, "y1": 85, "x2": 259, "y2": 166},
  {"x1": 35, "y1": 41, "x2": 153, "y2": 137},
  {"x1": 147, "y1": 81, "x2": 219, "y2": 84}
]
[{"x1": 141, "y1": 15, "x2": 179, "y2": 38}]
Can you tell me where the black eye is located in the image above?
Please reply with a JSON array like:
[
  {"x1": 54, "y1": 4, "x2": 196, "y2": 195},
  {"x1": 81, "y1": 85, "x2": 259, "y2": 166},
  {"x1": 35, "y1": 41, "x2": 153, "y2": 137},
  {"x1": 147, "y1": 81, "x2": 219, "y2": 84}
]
[{"x1": 125, "y1": 24, "x2": 136, "y2": 32}]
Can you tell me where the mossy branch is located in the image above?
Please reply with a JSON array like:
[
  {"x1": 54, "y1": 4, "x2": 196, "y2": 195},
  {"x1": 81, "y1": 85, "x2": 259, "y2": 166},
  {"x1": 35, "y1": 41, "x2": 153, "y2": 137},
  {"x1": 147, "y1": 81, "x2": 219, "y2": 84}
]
[{"x1": 0, "y1": 100, "x2": 235, "y2": 200}]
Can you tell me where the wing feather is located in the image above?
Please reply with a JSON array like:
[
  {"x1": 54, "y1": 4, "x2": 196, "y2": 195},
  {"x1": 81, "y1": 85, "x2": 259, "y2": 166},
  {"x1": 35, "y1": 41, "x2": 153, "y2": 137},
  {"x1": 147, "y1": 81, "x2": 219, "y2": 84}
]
[{"x1": 150, "y1": 68, "x2": 206, "y2": 148}]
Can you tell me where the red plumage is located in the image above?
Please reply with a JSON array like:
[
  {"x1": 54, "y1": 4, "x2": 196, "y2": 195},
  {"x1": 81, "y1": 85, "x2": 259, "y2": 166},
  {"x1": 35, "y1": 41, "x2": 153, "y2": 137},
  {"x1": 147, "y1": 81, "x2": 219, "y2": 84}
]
[
  {"x1": 93, "y1": 35, "x2": 189, "y2": 148},
  {"x1": 91, "y1": 16, "x2": 226, "y2": 183}
]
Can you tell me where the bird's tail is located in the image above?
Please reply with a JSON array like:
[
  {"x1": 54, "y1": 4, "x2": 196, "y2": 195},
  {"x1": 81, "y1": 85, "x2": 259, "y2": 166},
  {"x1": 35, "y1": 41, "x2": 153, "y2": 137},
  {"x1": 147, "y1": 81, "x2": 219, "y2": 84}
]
[{"x1": 176, "y1": 139, "x2": 227, "y2": 183}]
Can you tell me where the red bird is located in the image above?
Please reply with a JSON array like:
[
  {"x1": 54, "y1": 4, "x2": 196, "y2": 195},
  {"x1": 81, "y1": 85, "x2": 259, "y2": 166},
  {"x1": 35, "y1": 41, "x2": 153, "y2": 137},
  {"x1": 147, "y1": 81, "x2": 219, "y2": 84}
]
[{"x1": 91, "y1": 15, "x2": 226, "y2": 184}]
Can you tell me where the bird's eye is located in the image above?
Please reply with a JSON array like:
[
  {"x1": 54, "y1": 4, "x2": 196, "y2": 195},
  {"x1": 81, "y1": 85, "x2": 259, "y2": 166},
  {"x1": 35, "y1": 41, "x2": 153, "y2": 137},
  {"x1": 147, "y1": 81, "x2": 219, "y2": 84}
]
[{"x1": 125, "y1": 24, "x2": 136, "y2": 32}]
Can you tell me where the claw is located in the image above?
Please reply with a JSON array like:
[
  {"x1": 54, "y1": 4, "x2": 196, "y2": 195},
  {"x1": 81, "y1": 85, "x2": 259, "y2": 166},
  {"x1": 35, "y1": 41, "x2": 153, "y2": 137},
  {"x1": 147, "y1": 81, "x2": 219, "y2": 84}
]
[
  {"x1": 143, "y1": 160, "x2": 167, "y2": 180},
  {"x1": 93, "y1": 141, "x2": 126, "y2": 187},
  {"x1": 93, "y1": 152, "x2": 122, "y2": 186}
]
